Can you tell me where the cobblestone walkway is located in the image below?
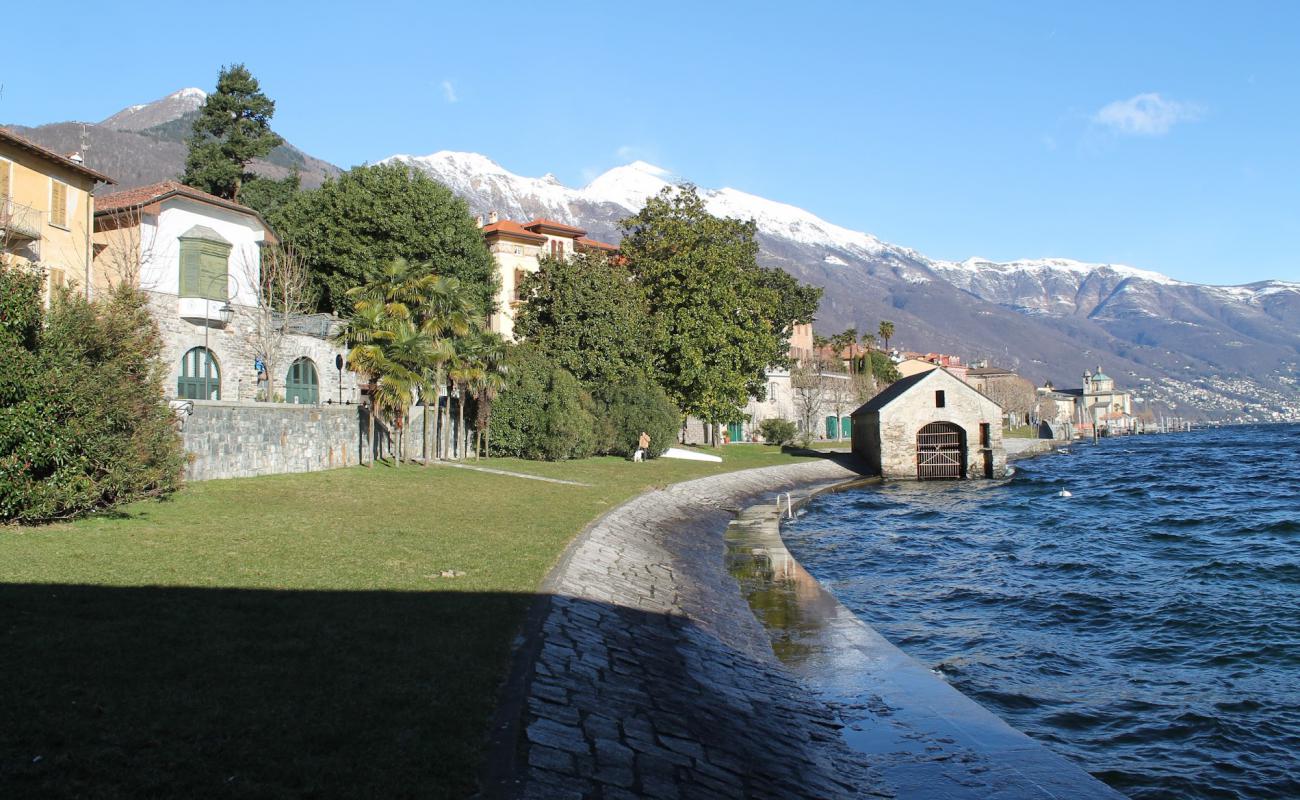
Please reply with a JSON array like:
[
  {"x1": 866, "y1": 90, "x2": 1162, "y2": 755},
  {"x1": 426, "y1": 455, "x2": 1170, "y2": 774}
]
[{"x1": 502, "y1": 459, "x2": 890, "y2": 799}]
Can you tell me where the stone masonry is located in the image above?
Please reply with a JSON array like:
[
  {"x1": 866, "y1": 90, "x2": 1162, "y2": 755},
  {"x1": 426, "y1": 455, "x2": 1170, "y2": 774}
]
[
  {"x1": 502, "y1": 459, "x2": 892, "y2": 799},
  {"x1": 180, "y1": 402, "x2": 370, "y2": 481}
]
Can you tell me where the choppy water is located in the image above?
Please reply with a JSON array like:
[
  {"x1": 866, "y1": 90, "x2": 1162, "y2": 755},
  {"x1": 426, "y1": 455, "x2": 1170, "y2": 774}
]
[{"x1": 782, "y1": 425, "x2": 1300, "y2": 800}]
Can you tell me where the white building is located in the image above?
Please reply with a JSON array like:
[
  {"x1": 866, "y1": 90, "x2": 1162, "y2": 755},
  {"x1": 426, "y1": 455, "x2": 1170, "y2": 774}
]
[{"x1": 93, "y1": 181, "x2": 357, "y2": 404}]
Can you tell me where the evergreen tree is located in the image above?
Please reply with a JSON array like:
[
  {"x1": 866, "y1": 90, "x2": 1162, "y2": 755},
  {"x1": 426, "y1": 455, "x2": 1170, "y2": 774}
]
[
  {"x1": 182, "y1": 64, "x2": 283, "y2": 201},
  {"x1": 513, "y1": 251, "x2": 651, "y2": 387},
  {"x1": 619, "y1": 185, "x2": 820, "y2": 439},
  {"x1": 273, "y1": 163, "x2": 498, "y2": 317}
]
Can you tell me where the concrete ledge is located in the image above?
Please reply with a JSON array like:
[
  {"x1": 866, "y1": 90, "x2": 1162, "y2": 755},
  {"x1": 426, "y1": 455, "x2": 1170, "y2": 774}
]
[
  {"x1": 729, "y1": 487, "x2": 1126, "y2": 799},
  {"x1": 490, "y1": 452, "x2": 1123, "y2": 799}
]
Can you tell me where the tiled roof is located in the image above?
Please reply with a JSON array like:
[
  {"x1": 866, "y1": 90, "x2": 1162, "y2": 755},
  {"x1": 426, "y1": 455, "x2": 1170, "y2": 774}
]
[
  {"x1": 95, "y1": 180, "x2": 278, "y2": 243},
  {"x1": 524, "y1": 218, "x2": 587, "y2": 237},
  {"x1": 0, "y1": 126, "x2": 115, "y2": 184},
  {"x1": 482, "y1": 219, "x2": 547, "y2": 243},
  {"x1": 576, "y1": 237, "x2": 618, "y2": 252}
]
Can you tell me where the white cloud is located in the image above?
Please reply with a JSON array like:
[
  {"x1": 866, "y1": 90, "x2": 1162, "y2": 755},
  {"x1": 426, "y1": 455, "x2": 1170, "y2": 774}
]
[
  {"x1": 1093, "y1": 92, "x2": 1203, "y2": 136},
  {"x1": 440, "y1": 80, "x2": 458, "y2": 104}
]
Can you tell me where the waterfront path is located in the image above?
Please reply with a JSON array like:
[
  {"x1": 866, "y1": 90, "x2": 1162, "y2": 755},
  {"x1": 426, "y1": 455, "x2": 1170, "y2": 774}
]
[
  {"x1": 486, "y1": 458, "x2": 885, "y2": 799},
  {"x1": 486, "y1": 452, "x2": 1122, "y2": 800}
]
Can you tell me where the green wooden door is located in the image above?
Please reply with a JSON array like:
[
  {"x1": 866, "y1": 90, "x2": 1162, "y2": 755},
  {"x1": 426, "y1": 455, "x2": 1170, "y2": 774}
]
[
  {"x1": 727, "y1": 422, "x2": 744, "y2": 443},
  {"x1": 825, "y1": 415, "x2": 839, "y2": 439},
  {"x1": 841, "y1": 416, "x2": 852, "y2": 438},
  {"x1": 177, "y1": 347, "x2": 220, "y2": 400},
  {"x1": 285, "y1": 358, "x2": 319, "y2": 404}
]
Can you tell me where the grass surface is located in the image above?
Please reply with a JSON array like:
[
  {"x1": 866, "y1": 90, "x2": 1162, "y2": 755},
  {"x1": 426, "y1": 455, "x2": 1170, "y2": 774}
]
[
  {"x1": 1003, "y1": 424, "x2": 1041, "y2": 439},
  {"x1": 0, "y1": 445, "x2": 818, "y2": 798}
]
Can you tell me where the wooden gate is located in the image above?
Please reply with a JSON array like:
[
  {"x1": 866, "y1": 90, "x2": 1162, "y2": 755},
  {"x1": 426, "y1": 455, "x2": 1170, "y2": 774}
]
[{"x1": 916, "y1": 422, "x2": 966, "y2": 480}]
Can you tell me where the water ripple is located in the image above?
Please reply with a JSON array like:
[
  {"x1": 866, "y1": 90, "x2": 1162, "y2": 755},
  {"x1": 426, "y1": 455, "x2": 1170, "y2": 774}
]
[{"x1": 783, "y1": 424, "x2": 1300, "y2": 800}]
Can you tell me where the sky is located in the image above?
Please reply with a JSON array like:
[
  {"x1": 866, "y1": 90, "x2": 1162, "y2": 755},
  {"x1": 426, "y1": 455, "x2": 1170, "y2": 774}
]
[{"x1": 3, "y1": 1, "x2": 1298, "y2": 285}]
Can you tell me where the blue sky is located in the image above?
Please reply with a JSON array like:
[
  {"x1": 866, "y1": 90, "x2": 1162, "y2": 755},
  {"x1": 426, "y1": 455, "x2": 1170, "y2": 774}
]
[{"x1": 4, "y1": 1, "x2": 1297, "y2": 284}]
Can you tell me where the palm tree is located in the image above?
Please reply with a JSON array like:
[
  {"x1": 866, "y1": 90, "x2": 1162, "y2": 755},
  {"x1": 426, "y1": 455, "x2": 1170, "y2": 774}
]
[
  {"x1": 415, "y1": 276, "x2": 475, "y2": 463},
  {"x1": 370, "y1": 319, "x2": 435, "y2": 466},
  {"x1": 878, "y1": 320, "x2": 895, "y2": 352},
  {"x1": 446, "y1": 338, "x2": 486, "y2": 461},
  {"x1": 335, "y1": 302, "x2": 395, "y2": 466},
  {"x1": 467, "y1": 334, "x2": 509, "y2": 459}
]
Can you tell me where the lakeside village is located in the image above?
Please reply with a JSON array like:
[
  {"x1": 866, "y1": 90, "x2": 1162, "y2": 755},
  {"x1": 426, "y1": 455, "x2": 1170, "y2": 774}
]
[
  {"x1": 2, "y1": 117, "x2": 1170, "y2": 492},
  {"x1": 0, "y1": 68, "x2": 1188, "y2": 799}
]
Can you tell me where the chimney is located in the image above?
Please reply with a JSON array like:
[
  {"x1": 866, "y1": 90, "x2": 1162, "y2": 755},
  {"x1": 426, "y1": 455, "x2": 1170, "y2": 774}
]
[
  {"x1": 475, "y1": 214, "x2": 484, "y2": 228},
  {"x1": 69, "y1": 152, "x2": 84, "y2": 164},
  {"x1": 488, "y1": 210, "x2": 499, "y2": 224}
]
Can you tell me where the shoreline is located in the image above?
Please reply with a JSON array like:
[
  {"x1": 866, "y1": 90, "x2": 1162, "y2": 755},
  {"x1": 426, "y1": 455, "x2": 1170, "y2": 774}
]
[
  {"x1": 488, "y1": 445, "x2": 1118, "y2": 799},
  {"x1": 729, "y1": 461, "x2": 1125, "y2": 798}
]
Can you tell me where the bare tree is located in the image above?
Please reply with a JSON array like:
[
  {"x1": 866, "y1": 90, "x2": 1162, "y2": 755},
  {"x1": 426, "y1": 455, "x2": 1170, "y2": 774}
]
[
  {"x1": 239, "y1": 242, "x2": 312, "y2": 402},
  {"x1": 91, "y1": 205, "x2": 160, "y2": 292},
  {"x1": 791, "y1": 360, "x2": 831, "y2": 443},
  {"x1": 983, "y1": 376, "x2": 1038, "y2": 428},
  {"x1": 824, "y1": 374, "x2": 858, "y2": 438}
]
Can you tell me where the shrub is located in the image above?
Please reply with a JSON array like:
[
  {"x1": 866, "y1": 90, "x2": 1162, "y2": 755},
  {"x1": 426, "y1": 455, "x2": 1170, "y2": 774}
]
[
  {"x1": 758, "y1": 418, "x2": 797, "y2": 446},
  {"x1": 0, "y1": 268, "x2": 184, "y2": 522},
  {"x1": 594, "y1": 372, "x2": 681, "y2": 458},
  {"x1": 489, "y1": 345, "x2": 596, "y2": 461}
]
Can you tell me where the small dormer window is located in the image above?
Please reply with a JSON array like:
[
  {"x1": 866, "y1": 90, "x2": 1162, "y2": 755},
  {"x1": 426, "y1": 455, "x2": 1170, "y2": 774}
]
[{"x1": 935, "y1": 390, "x2": 946, "y2": 408}]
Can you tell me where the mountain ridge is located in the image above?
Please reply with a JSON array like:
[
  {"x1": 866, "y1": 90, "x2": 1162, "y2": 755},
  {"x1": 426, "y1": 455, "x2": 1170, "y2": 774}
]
[{"x1": 386, "y1": 150, "x2": 1300, "y2": 423}]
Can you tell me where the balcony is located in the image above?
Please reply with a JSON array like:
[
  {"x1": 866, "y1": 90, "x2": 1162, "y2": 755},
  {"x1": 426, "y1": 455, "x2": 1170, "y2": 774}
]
[{"x1": 1, "y1": 200, "x2": 43, "y2": 241}]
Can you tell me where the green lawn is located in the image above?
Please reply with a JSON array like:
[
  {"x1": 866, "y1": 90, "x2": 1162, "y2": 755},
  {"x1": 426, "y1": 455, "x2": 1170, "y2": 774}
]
[
  {"x1": 1003, "y1": 424, "x2": 1040, "y2": 439},
  {"x1": 0, "y1": 445, "x2": 819, "y2": 799}
]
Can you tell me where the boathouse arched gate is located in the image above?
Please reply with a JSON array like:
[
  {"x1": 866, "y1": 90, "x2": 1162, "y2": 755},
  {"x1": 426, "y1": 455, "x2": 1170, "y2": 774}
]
[{"x1": 916, "y1": 421, "x2": 966, "y2": 480}]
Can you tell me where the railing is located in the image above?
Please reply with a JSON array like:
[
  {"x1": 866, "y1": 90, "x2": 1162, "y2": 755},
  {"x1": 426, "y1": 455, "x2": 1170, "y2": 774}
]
[{"x1": 0, "y1": 200, "x2": 43, "y2": 241}]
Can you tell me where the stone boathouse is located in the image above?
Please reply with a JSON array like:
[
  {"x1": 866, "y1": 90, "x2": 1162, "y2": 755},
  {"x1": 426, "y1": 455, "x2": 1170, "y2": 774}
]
[{"x1": 851, "y1": 368, "x2": 1006, "y2": 480}]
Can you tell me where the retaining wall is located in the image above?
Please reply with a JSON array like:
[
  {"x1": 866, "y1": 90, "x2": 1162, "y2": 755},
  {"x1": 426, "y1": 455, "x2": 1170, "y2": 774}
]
[{"x1": 180, "y1": 401, "x2": 374, "y2": 481}]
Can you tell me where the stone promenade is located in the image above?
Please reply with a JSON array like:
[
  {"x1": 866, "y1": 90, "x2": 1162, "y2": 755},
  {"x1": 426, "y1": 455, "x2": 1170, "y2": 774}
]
[{"x1": 495, "y1": 458, "x2": 889, "y2": 799}]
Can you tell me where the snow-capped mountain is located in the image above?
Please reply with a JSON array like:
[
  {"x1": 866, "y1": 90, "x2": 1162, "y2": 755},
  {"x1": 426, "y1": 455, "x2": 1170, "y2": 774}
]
[
  {"x1": 100, "y1": 88, "x2": 208, "y2": 132},
  {"x1": 388, "y1": 150, "x2": 1300, "y2": 422}
]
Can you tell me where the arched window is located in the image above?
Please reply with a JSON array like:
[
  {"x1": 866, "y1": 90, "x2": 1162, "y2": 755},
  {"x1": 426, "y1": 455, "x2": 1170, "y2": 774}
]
[
  {"x1": 178, "y1": 347, "x2": 220, "y2": 400},
  {"x1": 285, "y1": 357, "x2": 319, "y2": 405}
]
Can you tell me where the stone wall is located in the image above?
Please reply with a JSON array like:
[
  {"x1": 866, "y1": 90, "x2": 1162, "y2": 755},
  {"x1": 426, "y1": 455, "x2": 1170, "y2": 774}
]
[{"x1": 180, "y1": 401, "x2": 375, "y2": 481}]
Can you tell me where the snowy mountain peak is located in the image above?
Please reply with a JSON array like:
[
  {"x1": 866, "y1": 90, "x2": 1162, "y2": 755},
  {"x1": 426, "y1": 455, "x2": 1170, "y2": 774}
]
[
  {"x1": 101, "y1": 87, "x2": 209, "y2": 132},
  {"x1": 583, "y1": 162, "x2": 674, "y2": 209},
  {"x1": 951, "y1": 256, "x2": 1177, "y2": 286}
]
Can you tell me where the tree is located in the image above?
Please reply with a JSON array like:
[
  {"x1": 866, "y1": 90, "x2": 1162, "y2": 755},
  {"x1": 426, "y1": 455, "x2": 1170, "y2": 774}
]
[
  {"x1": 239, "y1": 242, "x2": 313, "y2": 402},
  {"x1": 273, "y1": 163, "x2": 498, "y2": 316},
  {"x1": 513, "y1": 251, "x2": 651, "y2": 387},
  {"x1": 790, "y1": 359, "x2": 832, "y2": 443},
  {"x1": 468, "y1": 334, "x2": 509, "y2": 459},
  {"x1": 0, "y1": 267, "x2": 184, "y2": 521},
  {"x1": 182, "y1": 64, "x2": 283, "y2": 201},
  {"x1": 619, "y1": 185, "x2": 818, "y2": 444},
  {"x1": 984, "y1": 376, "x2": 1038, "y2": 428},
  {"x1": 239, "y1": 172, "x2": 301, "y2": 220},
  {"x1": 489, "y1": 344, "x2": 596, "y2": 461},
  {"x1": 878, "y1": 320, "x2": 895, "y2": 351}
]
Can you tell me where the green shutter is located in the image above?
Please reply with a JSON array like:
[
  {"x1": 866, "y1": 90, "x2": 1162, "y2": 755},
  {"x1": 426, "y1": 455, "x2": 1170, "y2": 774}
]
[
  {"x1": 179, "y1": 238, "x2": 230, "y2": 299},
  {"x1": 200, "y1": 242, "x2": 230, "y2": 300},
  {"x1": 179, "y1": 239, "x2": 201, "y2": 297}
]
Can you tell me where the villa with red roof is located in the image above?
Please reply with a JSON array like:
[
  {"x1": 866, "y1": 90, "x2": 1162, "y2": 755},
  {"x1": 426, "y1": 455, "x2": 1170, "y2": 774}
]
[{"x1": 478, "y1": 211, "x2": 618, "y2": 340}]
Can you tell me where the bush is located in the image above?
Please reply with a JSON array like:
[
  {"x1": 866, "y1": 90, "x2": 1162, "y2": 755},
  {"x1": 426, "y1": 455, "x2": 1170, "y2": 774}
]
[
  {"x1": 594, "y1": 372, "x2": 680, "y2": 459},
  {"x1": 489, "y1": 345, "x2": 596, "y2": 461},
  {"x1": 0, "y1": 268, "x2": 184, "y2": 522},
  {"x1": 758, "y1": 418, "x2": 797, "y2": 446}
]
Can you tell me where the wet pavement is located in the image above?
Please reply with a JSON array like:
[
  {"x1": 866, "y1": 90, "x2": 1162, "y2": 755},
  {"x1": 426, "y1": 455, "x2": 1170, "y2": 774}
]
[{"x1": 494, "y1": 457, "x2": 1124, "y2": 799}]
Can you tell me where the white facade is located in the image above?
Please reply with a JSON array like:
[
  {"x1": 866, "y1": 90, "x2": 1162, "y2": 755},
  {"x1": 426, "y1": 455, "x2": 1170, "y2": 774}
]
[{"x1": 95, "y1": 185, "x2": 356, "y2": 406}]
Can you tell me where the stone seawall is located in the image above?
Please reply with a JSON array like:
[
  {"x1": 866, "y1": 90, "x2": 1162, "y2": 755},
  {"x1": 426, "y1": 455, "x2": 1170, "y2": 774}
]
[
  {"x1": 180, "y1": 401, "x2": 371, "y2": 481},
  {"x1": 494, "y1": 454, "x2": 1124, "y2": 799}
]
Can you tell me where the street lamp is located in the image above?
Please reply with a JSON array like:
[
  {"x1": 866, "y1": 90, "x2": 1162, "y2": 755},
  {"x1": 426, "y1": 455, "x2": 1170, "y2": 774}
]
[{"x1": 201, "y1": 275, "x2": 235, "y2": 401}]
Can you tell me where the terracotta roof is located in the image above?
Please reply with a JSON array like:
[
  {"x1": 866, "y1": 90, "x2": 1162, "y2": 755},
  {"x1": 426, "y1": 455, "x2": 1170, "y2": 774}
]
[
  {"x1": 0, "y1": 126, "x2": 115, "y2": 184},
  {"x1": 482, "y1": 219, "x2": 547, "y2": 243},
  {"x1": 576, "y1": 237, "x2": 618, "y2": 252},
  {"x1": 524, "y1": 218, "x2": 587, "y2": 237},
  {"x1": 94, "y1": 180, "x2": 278, "y2": 243}
]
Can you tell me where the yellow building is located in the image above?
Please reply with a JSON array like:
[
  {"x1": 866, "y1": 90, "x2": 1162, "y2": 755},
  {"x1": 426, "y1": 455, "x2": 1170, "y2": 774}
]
[
  {"x1": 479, "y1": 214, "x2": 618, "y2": 340},
  {"x1": 0, "y1": 127, "x2": 113, "y2": 299}
]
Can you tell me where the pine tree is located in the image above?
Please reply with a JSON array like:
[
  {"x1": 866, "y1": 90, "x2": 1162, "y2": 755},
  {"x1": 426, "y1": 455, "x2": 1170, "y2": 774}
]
[{"x1": 182, "y1": 64, "x2": 283, "y2": 201}]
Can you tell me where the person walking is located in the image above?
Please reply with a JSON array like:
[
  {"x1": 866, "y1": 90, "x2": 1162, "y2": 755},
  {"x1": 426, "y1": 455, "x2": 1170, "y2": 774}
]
[{"x1": 635, "y1": 431, "x2": 651, "y2": 462}]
